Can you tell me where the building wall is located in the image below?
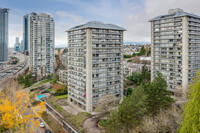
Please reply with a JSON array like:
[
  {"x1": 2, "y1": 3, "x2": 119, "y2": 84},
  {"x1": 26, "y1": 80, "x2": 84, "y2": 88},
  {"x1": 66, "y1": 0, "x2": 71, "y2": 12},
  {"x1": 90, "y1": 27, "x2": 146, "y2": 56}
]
[
  {"x1": 29, "y1": 13, "x2": 55, "y2": 79},
  {"x1": 182, "y1": 16, "x2": 189, "y2": 91},
  {"x1": 86, "y1": 29, "x2": 93, "y2": 112},
  {"x1": 67, "y1": 25, "x2": 124, "y2": 112},
  {"x1": 151, "y1": 10, "x2": 200, "y2": 91},
  {"x1": 59, "y1": 70, "x2": 68, "y2": 84}
]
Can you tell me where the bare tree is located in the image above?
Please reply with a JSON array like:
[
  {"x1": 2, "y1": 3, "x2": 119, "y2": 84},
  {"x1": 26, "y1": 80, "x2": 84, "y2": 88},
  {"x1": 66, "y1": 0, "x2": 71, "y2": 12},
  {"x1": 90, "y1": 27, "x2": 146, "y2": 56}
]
[
  {"x1": 95, "y1": 94, "x2": 119, "y2": 117},
  {"x1": 3, "y1": 78, "x2": 24, "y2": 102},
  {"x1": 131, "y1": 107, "x2": 181, "y2": 133}
]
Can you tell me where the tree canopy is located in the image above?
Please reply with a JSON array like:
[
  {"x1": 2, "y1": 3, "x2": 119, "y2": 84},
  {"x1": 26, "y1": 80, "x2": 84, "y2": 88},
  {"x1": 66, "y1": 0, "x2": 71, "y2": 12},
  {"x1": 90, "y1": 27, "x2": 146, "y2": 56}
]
[
  {"x1": 143, "y1": 72, "x2": 174, "y2": 116},
  {"x1": 180, "y1": 70, "x2": 200, "y2": 133},
  {"x1": 104, "y1": 87, "x2": 147, "y2": 133},
  {"x1": 105, "y1": 72, "x2": 174, "y2": 132}
]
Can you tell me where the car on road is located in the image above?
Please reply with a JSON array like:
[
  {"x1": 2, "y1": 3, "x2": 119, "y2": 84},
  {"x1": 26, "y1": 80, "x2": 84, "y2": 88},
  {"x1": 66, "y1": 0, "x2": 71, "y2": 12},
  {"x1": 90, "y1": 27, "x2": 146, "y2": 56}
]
[
  {"x1": 39, "y1": 122, "x2": 45, "y2": 128},
  {"x1": 45, "y1": 129, "x2": 51, "y2": 133}
]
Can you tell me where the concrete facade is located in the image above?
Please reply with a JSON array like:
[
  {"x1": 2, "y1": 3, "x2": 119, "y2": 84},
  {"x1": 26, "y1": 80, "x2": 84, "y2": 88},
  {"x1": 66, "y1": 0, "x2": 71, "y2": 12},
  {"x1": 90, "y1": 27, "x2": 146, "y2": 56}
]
[
  {"x1": 150, "y1": 9, "x2": 200, "y2": 92},
  {"x1": 67, "y1": 21, "x2": 125, "y2": 112},
  {"x1": 28, "y1": 13, "x2": 55, "y2": 79},
  {"x1": 59, "y1": 69, "x2": 68, "y2": 85}
]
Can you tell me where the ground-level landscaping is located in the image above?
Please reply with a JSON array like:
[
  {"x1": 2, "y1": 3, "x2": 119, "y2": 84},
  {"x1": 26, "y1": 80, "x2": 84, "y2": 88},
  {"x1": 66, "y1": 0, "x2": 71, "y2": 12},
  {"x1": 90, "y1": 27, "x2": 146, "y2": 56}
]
[
  {"x1": 48, "y1": 95, "x2": 91, "y2": 131},
  {"x1": 42, "y1": 112, "x2": 66, "y2": 133}
]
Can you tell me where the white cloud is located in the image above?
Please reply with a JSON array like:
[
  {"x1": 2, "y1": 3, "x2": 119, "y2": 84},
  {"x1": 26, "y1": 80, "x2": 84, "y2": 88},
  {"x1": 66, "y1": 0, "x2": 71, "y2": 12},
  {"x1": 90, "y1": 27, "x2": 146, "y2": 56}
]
[
  {"x1": 55, "y1": 11, "x2": 84, "y2": 23},
  {"x1": 7, "y1": 0, "x2": 200, "y2": 47},
  {"x1": 123, "y1": 0, "x2": 200, "y2": 42}
]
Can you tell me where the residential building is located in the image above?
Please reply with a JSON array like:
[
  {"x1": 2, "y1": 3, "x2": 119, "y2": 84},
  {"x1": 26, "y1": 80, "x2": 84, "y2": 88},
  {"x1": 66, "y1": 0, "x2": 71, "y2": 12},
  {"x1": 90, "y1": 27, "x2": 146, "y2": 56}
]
[
  {"x1": 123, "y1": 62, "x2": 150, "y2": 77},
  {"x1": 0, "y1": 8, "x2": 9, "y2": 68},
  {"x1": 14, "y1": 37, "x2": 20, "y2": 52},
  {"x1": 150, "y1": 8, "x2": 200, "y2": 92},
  {"x1": 28, "y1": 13, "x2": 55, "y2": 79},
  {"x1": 23, "y1": 12, "x2": 37, "y2": 55},
  {"x1": 67, "y1": 21, "x2": 125, "y2": 112},
  {"x1": 20, "y1": 40, "x2": 24, "y2": 53},
  {"x1": 59, "y1": 69, "x2": 68, "y2": 85}
]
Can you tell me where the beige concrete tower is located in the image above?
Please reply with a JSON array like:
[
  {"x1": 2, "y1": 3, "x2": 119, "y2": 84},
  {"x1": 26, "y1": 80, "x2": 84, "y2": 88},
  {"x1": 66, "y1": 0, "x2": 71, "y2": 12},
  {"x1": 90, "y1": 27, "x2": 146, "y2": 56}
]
[
  {"x1": 67, "y1": 21, "x2": 125, "y2": 112},
  {"x1": 150, "y1": 8, "x2": 200, "y2": 92},
  {"x1": 28, "y1": 13, "x2": 55, "y2": 79}
]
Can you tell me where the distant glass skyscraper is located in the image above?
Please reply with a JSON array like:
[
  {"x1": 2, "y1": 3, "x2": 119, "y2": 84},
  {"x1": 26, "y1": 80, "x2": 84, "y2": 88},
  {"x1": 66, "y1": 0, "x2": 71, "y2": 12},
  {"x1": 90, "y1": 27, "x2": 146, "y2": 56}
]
[
  {"x1": 14, "y1": 37, "x2": 20, "y2": 52},
  {"x1": 0, "y1": 8, "x2": 9, "y2": 64},
  {"x1": 23, "y1": 12, "x2": 37, "y2": 55}
]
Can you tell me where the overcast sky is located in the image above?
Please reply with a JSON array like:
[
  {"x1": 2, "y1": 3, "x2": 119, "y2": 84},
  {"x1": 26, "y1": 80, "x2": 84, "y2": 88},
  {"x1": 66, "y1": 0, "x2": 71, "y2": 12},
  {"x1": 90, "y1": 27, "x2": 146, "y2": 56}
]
[{"x1": 1, "y1": 0, "x2": 200, "y2": 47}]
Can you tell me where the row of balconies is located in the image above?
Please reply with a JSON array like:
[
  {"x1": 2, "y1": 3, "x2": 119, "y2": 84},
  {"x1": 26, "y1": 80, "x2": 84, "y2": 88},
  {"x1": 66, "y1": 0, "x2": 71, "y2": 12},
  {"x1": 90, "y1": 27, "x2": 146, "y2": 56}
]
[
  {"x1": 68, "y1": 30, "x2": 86, "y2": 35},
  {"x1": 92, "y1": 31, "x2": 122, "y2": 35},
  {"x1": 154, "y1": 18, "x2": 182, "y2": 24},
  {"x1": 154, "y1": 23, "x2": 182, "y2": 28},
  {"x1": 188, "y1": 17, "x2": 200, "y2": 23},
  {"x1": 92, "y1": 36, "x2": 122, "y2": 40},
  {"x1": 92, "y1": 41, "x2": 121, "y2": 44}
]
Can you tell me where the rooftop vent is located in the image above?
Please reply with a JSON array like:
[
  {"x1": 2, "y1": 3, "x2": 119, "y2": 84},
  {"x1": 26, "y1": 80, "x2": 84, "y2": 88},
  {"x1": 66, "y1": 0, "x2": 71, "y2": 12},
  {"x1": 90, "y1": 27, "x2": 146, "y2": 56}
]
[
  {"x1": 168, "y1": 8, "x2": 183, "y2": 14},
  {"x1": 87, "y1": 21, "x2": 103, "y2": 24}
]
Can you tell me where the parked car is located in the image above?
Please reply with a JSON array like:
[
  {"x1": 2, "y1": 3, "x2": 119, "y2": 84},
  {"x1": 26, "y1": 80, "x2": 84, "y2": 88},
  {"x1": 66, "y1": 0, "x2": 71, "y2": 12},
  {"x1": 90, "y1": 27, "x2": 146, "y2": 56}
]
[
  {"x1": 39, "y1": 122, "x2": 45, "y2": 128},
  {"x1": 45, "y1": 129, "x2": 51, "y2": 133}
]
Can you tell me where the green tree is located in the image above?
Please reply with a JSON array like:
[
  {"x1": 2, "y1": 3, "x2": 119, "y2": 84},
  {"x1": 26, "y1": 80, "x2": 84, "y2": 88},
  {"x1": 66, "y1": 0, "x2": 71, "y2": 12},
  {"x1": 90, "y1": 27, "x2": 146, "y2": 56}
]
[
  {"x1": 123, "y1": 55, "x2": 132, "y2": 58},
  {"x1": 180, "y1": 70, "x2": 200, "y2": 133},
  {"x1": 141, "y1": 65, "x2": 150, "y2": 83},
  {"x1": 132, "y1": 53, "x2": 137, "y2": 57},
  {"x1": 126, "y1": 72, "x2": 142, "y2": 85},
  {"x1": 51, "y1": 74, "x2": 59, "y2": 84},
  {"x1": 105, "y1": 87, "x2": 147, "y2": 133},
  {"x1": 147, "y1": 48, "x2": 151, "y2": 56},
  {"x1": 126, "y1": 87, "x2": 133, "y2": 96},
  {"x1": 138, "y1": 46, "x2": 145, "y2": 56},
  {"x1": 24, "y1": 74, "x2": 32, "y2": 87},
  {"x1": 144, "y1": 72, "x2": 174, "y2": 116},
  {"x1": 17, "y1": 75, "x2": 24, "y2": 84}
]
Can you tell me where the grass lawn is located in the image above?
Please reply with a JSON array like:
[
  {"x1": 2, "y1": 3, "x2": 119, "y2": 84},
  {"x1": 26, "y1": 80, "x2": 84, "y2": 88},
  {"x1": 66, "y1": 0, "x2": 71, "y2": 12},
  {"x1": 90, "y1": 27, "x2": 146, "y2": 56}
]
[
  {"x1": 42, "y1": 112, "x2": 66, "y2": 133},
  {"x1": 47, "y1": 88, "x2": 54, "y2": 93},
  {"x1": 48, "y1": 95, "x2": 91, "y2": 131},
  {"x1": 31, "y1": 79, "x2": 53, "y2": 88},
  {"x1": 38, "y1": 79, "x2": 50, "y2": 85},
  {"x1": 99, "y1": 119, "x2": 108, "y2": 128},
  {"x1": 55, "y1": 94, "x2": 68, "y2": 100}
]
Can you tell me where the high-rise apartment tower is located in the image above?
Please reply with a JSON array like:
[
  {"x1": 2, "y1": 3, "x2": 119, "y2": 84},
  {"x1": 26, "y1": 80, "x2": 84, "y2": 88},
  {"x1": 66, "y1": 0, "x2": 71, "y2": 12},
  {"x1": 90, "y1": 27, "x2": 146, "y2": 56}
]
[
  {"x1": 28, "y1": 13, "x2": 55, "y2": 79},
  {"x1": 67, "y1": 21, "x2": 125, "y2": 112},
  {"x1": 150, "y1": 9, "x2": 200, "y2": 92},
  {"x1": 23, "y1": 12, "x2": 37, "y2": 54}
]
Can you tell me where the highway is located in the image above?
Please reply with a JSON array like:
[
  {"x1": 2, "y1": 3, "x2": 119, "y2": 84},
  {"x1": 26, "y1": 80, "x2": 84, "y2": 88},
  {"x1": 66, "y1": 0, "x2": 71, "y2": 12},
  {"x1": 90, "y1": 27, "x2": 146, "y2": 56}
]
[{"x1": 0, "y1": 52, "x2": 29, "y2": 87}]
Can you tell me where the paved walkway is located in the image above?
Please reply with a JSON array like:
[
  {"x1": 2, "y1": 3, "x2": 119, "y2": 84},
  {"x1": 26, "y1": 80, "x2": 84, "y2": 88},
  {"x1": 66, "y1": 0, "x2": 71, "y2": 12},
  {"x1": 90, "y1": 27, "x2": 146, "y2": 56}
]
[
  {"x1": 82, "y1": 115, "x2": 103, "y2": 133},
  {"x1": 57, "y1": 99, "x2": 85, "y2": 115}
]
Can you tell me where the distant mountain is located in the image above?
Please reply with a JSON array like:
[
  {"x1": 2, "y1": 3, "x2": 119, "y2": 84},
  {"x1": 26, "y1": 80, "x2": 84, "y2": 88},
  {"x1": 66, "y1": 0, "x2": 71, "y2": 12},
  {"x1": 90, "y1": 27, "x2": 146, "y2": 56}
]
[
  {"x1": 55, "y1": 44, "x2": 67, "y2": 48},
  {"x1": 124, "y1": 42, "x2": 150, "y2": 45}
]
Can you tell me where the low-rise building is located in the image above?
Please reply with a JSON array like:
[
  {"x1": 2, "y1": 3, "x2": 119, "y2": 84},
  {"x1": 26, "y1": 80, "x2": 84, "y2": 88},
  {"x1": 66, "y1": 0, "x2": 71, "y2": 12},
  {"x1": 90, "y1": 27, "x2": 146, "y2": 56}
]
[
  {"x1": 59, "y1": 69, "x2": 68, "y2": 85},
  {"x1": 123, "y1": 62, "x2": 151, "y2": 77}
]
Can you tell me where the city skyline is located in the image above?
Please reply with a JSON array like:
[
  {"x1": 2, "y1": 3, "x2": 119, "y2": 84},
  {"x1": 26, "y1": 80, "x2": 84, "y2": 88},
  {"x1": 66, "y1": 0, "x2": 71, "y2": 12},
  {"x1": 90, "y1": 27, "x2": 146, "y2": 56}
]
[{"x1": 1, "y1": 0, "x2": 200, "y2": 47}]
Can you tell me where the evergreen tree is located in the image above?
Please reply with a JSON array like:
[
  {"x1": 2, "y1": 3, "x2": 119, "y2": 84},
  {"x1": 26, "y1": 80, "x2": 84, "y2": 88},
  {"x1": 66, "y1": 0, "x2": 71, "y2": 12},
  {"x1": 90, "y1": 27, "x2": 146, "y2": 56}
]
[
  {"x1": 144, "y1": 72, "x2": 174, "y2": 116},
  {"x1": 138, "y1": 46, "x2": 145, "y2": 56},
  {"x1": 141, "y1": 65, "x2": 150, "y2": 83},
  {"x1": 105, "y1": 87, "x2": 147, "y2": 133},
  {"x1": 180, "y1": 70, "x2": 200, "y2": 133}
]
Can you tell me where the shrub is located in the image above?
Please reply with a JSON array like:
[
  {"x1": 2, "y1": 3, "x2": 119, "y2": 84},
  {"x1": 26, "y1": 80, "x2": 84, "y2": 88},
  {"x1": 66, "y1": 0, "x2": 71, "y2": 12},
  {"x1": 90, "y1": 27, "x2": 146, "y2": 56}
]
[
  {"x1": 127, "y1": 59, "x2": 132, "y2": 62},
  {"x1": 123, "y1": 55, "x2": 131, "y2": 58},
  {"x1": 31, "y1": 100, "x2": 40, "y2": 106}
]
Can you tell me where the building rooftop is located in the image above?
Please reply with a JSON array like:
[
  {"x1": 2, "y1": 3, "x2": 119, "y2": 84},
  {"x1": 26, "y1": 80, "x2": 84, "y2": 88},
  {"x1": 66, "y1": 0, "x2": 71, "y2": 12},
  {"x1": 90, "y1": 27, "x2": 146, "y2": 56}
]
[
  {"x1": 66, "y1": 21, "x2": 126, "y2": 32},
  {"x1": 0, "y1": 8, "x2": 9, "y2": 11},
  {"x1": 149, "y1": 8, "x2": 200, "y2": 21}
]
